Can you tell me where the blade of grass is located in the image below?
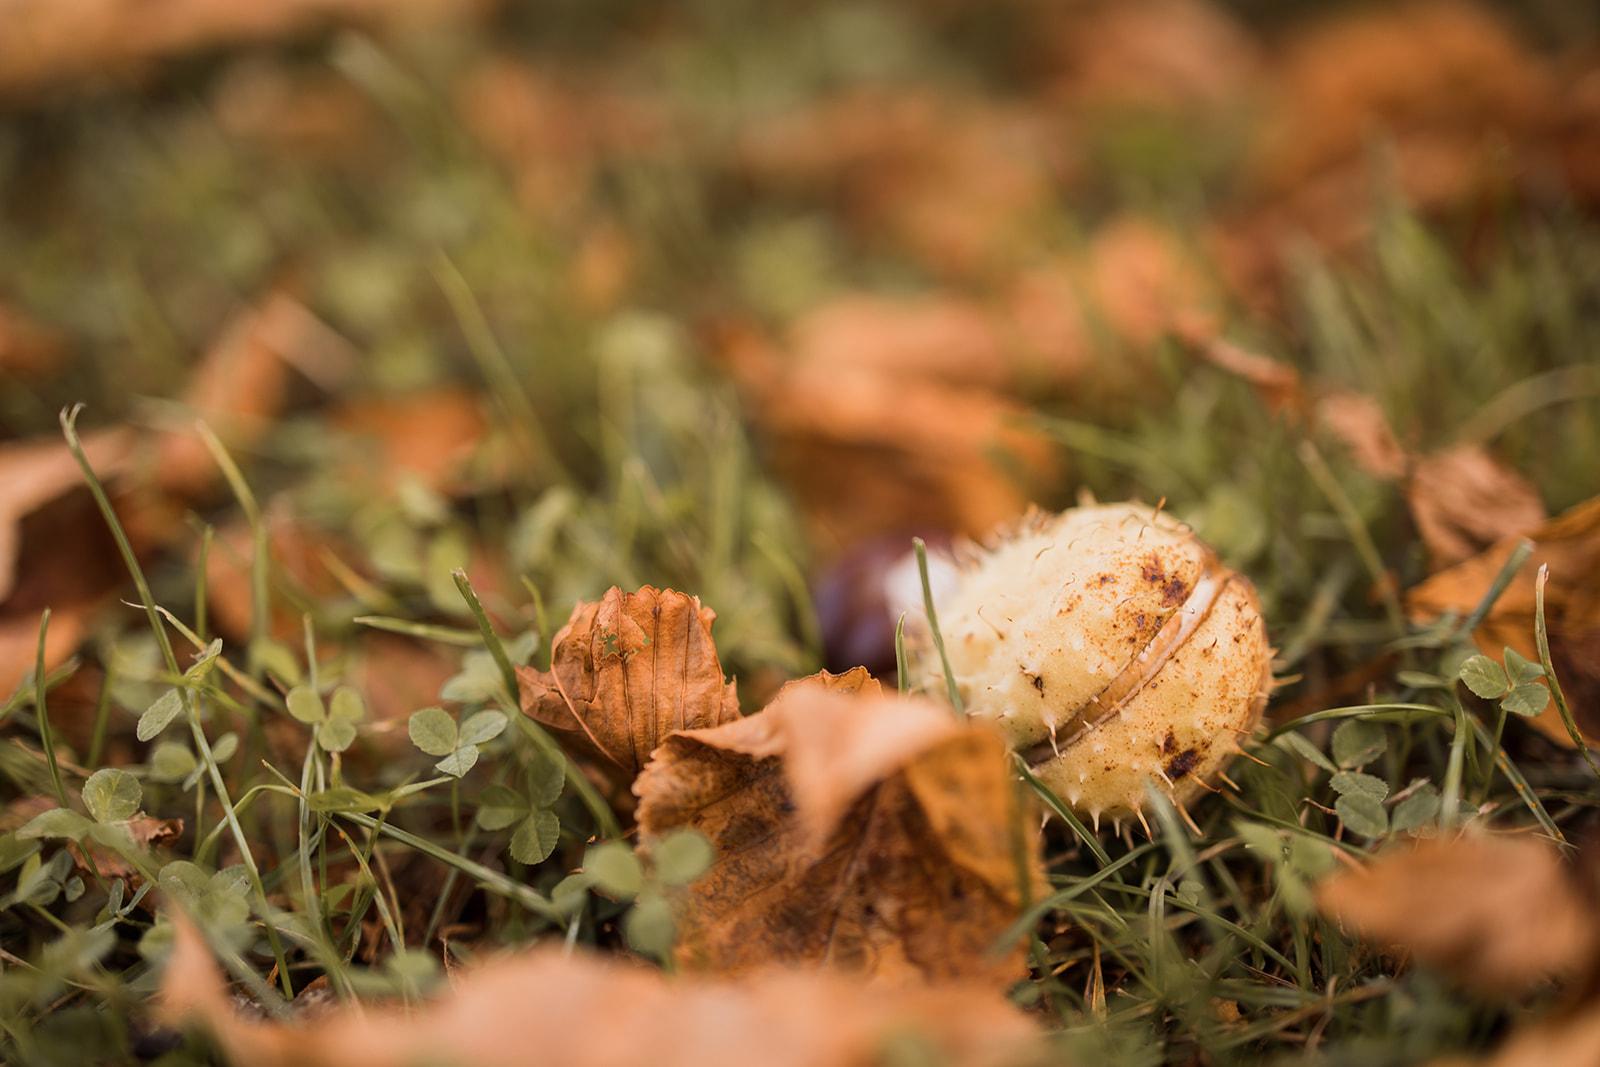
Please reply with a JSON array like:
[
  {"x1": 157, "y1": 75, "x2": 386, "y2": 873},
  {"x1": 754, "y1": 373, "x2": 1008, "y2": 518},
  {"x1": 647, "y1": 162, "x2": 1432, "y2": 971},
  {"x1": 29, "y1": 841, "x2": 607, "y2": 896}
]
[
  {"x1": 196, "y1": 423, "x2": 269, "y2": 682},
  {"x1": 86, "y1": 658, "x2": 115, "y2": 769},
  {"x1": 1440, "y1": 695, "x2": 1469, "y2": 828},
  {"x1": 894, "y1": 612, "x2": 909, "y2": 695},
  {"x1": 1464, "y1": 711, "x2": 1566, "y2": 846},
  {"x1": 1535, "y1": 564, "x2": 1600, "y2": 782},
  {"x1": 913, "y1": 537, "x2": 962, "y2": 715},
  {"x1": 61, "y1": 404, "x2": 295, "y2": 999},
  {"x1": 33, "y1": 611, "x2": 68, "y2": 806},
  {"x1": 751, "y1": 530, "x2": 822, "y2": 660},
  {"x1": 1016, "y1": 755, "x2": 1111, "y2": 867},
  {"x1": 1263, "y1": 703, "x2": 1447, "y2": 738},
  {"x1": 194, "y1": 523, "x2": 213, "y2": 643},
  {"x1": 1443, "y1": 538, "x2": 1532, "y2": 645},
  {"x1": 353, "y1": 615, "x2": 482, "y2": 646},
  {"x1": 336, "y1": 811, "x2": 563, "y2": 922},
  {"x1": 1298, "y1": 442, "x2": 1407, "y2": 648},
  {"x1": 433, "y1": 254, "x2": 572, "y2": 488},
  {"x1": 0, "y1": 658, "x2": 79, "y2": 721}
]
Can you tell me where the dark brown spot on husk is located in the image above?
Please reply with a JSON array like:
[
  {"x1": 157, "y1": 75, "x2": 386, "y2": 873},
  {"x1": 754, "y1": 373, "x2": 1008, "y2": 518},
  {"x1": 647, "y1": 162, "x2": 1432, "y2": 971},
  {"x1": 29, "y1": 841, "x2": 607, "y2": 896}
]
[{"x1": 1164, "y1": 748, "x2": 1200, "y2": 779}]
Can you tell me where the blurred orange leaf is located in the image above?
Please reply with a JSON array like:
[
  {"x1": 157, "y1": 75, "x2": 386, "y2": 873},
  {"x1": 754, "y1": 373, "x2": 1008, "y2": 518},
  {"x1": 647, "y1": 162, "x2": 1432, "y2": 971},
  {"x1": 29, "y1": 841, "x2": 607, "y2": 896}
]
[
  {"x1": 159, "y1": 914, "x2": 1038, "y2": 1067},
  {"x1": 1317, "y1": 834, "x2": 1599, "y2": 997},
  {"x1": 1408, "y1": 445, "x2": 1546, "y2": 569},
  {"x1": 0, "y1": 303, "x2": 69, "y2": 380},
  {"x1": 330, "y1": 388, "x2": 489, "y2": 495},
  {"x1": 1408, "y1": 495, "x2": 1600, "y2": 746},
  {"x1": 0, "y1": 0, "x2": 493, "y2": 95}
]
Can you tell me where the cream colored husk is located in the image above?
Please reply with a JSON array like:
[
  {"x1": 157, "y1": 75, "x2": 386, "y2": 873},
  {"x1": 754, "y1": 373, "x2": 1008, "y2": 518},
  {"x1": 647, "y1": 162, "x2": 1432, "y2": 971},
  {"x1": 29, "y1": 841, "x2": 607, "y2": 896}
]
[{"x1": 913, "y1": 503, "x2": 1272, "y2": 825}]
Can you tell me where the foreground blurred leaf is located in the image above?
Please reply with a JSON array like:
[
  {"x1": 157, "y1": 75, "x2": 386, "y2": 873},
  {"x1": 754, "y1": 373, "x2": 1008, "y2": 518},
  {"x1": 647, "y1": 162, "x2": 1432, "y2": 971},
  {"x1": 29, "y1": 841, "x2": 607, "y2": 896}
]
[
  {"x1": 1317, "y1": 834, "x2": 1599, "y2": 997},
  {"x1": 159, "y1": 915, "x2": 1038, "y2": 1067}
]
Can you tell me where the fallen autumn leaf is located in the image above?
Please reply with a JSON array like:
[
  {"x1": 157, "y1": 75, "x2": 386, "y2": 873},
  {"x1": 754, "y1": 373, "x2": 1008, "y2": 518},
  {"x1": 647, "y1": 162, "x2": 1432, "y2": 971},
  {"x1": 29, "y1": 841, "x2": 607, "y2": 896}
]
[
  {"x1": 159, "y1": 914, "x2": 1040, "y2": 1067},
  {"x1": 635, "y1": 669, "x2": 1043, "y2": 985},
  {"x1": 518, "y1": 586, "x2": 741, "y2": 780}
]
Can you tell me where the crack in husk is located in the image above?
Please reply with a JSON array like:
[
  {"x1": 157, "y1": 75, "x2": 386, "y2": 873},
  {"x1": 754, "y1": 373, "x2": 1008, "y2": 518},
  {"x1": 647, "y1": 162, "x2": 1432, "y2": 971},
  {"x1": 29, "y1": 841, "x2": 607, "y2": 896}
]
[{"x1": 1021, "y1": 551, "x2": 1230, "y2": 768}]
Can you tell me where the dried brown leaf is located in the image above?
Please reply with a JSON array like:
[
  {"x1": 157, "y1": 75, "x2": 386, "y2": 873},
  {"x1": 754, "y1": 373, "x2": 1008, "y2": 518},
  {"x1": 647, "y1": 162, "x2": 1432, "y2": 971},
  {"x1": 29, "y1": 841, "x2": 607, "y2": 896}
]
[
  {"x1": 0, "y1": 302, "x2": 69, "y2": 380},
  {"x1": 0, "y1": 297, "x2": 343, "y2": 699},
  {"x1": 733, "y1": 87, "x2": 1064, "y2": 278},
  {"x1": 354, "y1": 634, "x2": 459, "y2": 726},
  {"x1": 1225, "y1": 0, "x2": 1560, "y2": 303},
  {"x1": 1185, "y1": 332, "x2": 1306, "y2": 415},
  {"x1": 1408, "y1": 495, "x2": 1600, "y2": 745},
  {"x1": 634, "y1": 670, "x2": 1043, "y2": 985},
  {"x1": 1252, "y1": 1, "x2": 1553, "y2": 200},
  {"x1": 3, "y1": 797, "x2": 180, "y2": 886},
  {"x1": 724, "y1": 323, "x2": 1057, "y2": 553},
  {"x1": 0, "y1": 607, "x2": 93, "y2": 704},
  {"x1": 787, "y1": 294, "x2": 1013, "y2": 393},
  {"x1": 1185, "y1": 333, "x2": 1410, "y2": 480},
  {"x1": 0, "y1": 430, "x2": 145, "y2": 697},
  {"x1": 211, "y1": 59, "x2": 380, "y2": 164},
  {"x1": 157, "y1": 291, "x2": 327, "y2": 498},
  {"x1": 203, "y1": 514, "x2": 350, "y2": 643},
  {"x1": 1316, "y1": 834, "x2": 1600, "y2": 998},
  {"x1": 330, "y1": 388, "x2": 489, "y2": 495},
  {"x1": 74, "y1": 813, "x2": 183, "y2": 883},
  {"x1": 777, "y1": 220, "x2": 1209, "y2": 399},
  {"x1": 517, "y1": 586, "x2": 741, "y2": 779},
  {"x1": 1559, "y1": 57, "x2": 1600, "y2": 205},
  {"x1": 159, "y1": 915, "x2": 1039, "y2": 1067},
  {"x1": 1408, "y1": 445, "x2": 1546, "y2": 569},
  {"x1": 1083, "y1": 216, "x2": 1219, "y2": 352},
  {"x1": 1462, "y1": 1009, "x2": 1600, "y2": 1067},
  {"x1": 457, "y1": 58, "x2": 675, "y2": 225},
  {"x1": 1036, "y1": 0, "x2": 1261, "y2": 115},
  {"x1": 0, "y1": 430, "x2": 134, "y2": 604},
  {"x1": 566, "y1": 220, "x2": 636, "y2": 313},
  {"x1": 1314, "y1": 390, "x2": 1407, "y2": 481},
  {"x1": 0, "y1": 0, "x2": 493, "y2": 96}
]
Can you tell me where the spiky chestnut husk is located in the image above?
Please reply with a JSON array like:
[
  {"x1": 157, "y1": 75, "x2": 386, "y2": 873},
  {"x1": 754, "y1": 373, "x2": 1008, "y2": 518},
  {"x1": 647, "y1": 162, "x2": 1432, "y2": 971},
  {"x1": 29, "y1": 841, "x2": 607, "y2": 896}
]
[{"x1": 912, "y1": 503, "x2": 1273, "y2": 827}]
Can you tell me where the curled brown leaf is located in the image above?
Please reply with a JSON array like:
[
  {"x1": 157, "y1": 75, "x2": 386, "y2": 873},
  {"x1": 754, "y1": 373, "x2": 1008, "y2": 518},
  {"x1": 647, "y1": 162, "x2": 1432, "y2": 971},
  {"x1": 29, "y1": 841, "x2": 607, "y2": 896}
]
[
  {"x1": 517, "y1": 586, "x2": 741, "y2": 779},
  {"x1": 1185, "y1": 331, "x2": 1307, "y2": 415},
  {"x1": 159, "y1": 915, "x2": 1038, "y2": 1067},
  {"x1": 634, "y1": 669, "x2": 1043, "y2": 986}
]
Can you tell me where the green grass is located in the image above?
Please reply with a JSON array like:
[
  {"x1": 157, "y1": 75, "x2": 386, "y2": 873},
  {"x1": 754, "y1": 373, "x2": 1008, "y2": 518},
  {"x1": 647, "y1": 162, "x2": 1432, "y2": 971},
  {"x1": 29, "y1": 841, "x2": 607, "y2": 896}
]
[{"x1": 2, "y1": 7, "x2": 1600, "y2": 1065}]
